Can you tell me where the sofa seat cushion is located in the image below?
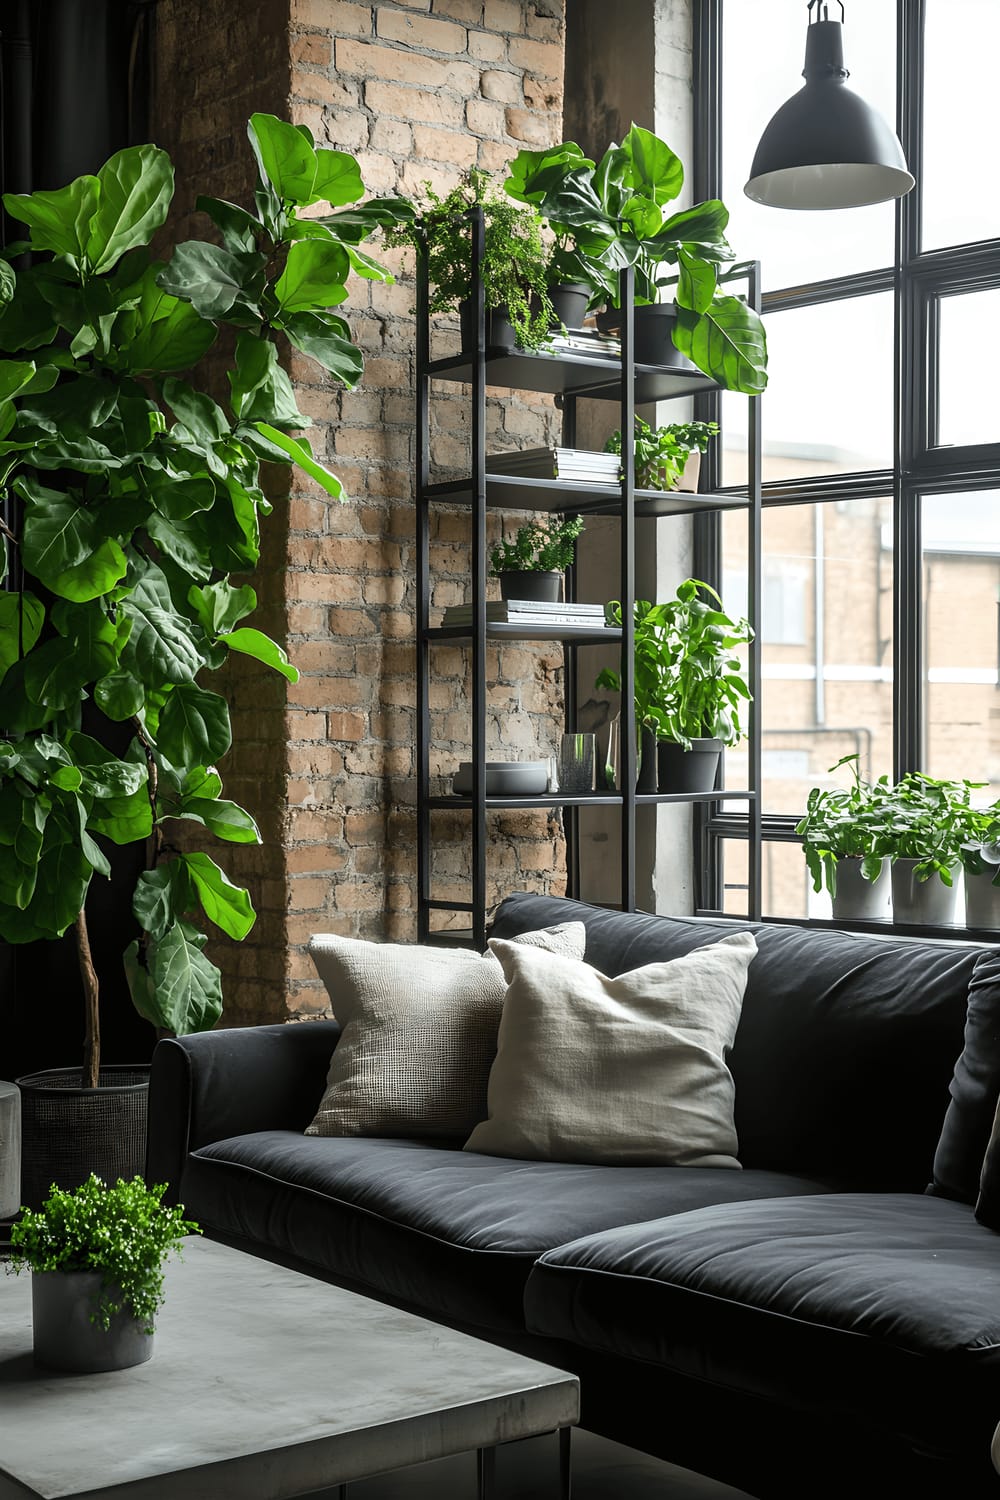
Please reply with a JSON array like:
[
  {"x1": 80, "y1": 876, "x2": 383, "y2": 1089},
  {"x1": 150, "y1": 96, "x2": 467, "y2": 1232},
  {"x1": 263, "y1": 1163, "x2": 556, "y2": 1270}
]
[
  {"x1": 525, "y1": 1192, "x2": 1000, "y2": 1458},
  {"x1": 181, "y1": 1131, "x2": 838, "y2": 1336}
]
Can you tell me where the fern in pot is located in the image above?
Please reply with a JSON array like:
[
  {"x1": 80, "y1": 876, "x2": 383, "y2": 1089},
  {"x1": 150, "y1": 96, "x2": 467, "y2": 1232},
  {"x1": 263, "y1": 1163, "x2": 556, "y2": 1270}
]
[{"x1": 795, "y1": 754, "x2": 892, "y2": 921}]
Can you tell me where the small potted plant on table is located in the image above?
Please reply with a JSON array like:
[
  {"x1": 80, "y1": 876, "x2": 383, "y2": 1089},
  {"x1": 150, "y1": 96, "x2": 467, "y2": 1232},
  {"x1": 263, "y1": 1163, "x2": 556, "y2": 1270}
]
[
  {"x1": 7, "y1": 1173, "x2": 198, "y2": 1373},
  {"x1": 489, "y1": 516, "x2": 585, "y2": 603},
  {"x1": 604, "y1": 416, "x2": 719, "y2": 493},
  {"x1": 795, "y1": 754, "x2": 892, "y2": 921}
]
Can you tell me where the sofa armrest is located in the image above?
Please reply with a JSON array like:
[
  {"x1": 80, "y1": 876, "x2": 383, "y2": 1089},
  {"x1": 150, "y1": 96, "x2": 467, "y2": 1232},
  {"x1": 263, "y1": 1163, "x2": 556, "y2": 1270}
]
[{"x1": 145, "y1": 1020, "x2": 340, "y2": 1203}]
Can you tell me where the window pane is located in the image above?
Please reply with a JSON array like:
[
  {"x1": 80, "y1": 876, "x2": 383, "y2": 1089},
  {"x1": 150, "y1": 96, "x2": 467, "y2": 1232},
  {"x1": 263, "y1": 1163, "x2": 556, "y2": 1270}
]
[
  {"x1": 923, "y1": 492, "x2": 1000, "y2": 799},
  {"x1": 720, "y1": 838, "x2": 822, "y2": 920},
  {"x1": 937, "y1": 289, "x2": 1000, "y2": 448},
  {"x1": 723, "y1": 500, "x2": 895, "y2": 815},
  {"x1": 722, "y1": 0, "x2": 897, "y2": 290},
  {"x1": 722, "y1": 294, "x2": 894, "y2": 487},
  {"x1": 922, "y1": 0, "x2": 1000, "y2": 250}
]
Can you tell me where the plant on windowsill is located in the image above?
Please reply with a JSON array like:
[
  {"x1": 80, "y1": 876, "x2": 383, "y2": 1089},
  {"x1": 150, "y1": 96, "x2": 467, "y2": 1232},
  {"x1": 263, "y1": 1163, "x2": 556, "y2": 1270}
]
[
  {"x1": 597, "y1": 580, "x2": 753, "y2": 793},
  {"x1": 7, "y1": 1174, "x2": 198, "y2": 1373},
  {"x1": 384, "y1": 168, "x2": 555, "y2": 353},
  {"x1": 489, "y1": 516, "x2": 585, "y2": 604},
  {"x1": 875, "y1": 772, "x2": 985, "y2": 926},
  {"x1": 604, "y1": 416, "x2": 719, "y2": 493},
  {"x1": 959, "y1": 805, "x2": 1000, "y2": 928},
  {"x1": 0, "y1": 112, "x2": 410, "y2": 1189},
  {"x1": 795, "y1": 754, "x2": 893, "y2": 921},
  {"x1": 504, "y1": 125, "x2": 768, "y2": 393}
]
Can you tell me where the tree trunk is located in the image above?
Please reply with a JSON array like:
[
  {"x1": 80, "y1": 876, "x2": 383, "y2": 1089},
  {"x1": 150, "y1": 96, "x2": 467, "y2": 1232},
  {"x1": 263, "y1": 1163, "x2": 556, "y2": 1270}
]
[{"x1": 76, "y1": 908, "x2": 100, "y2": 1090}]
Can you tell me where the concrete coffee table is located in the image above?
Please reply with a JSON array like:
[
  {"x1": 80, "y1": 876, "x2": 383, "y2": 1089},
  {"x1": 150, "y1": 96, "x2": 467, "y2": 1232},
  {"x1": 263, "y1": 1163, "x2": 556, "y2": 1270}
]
[{"x1": 0, "y1": 1237, "x2": 578, "y2": 1499}]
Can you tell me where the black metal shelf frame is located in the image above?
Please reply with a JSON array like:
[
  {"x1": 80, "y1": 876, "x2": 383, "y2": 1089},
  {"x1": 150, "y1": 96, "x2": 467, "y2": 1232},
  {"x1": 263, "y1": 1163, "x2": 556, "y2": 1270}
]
[{"x1": 415, "y1": 206, "x2": 764, "y2": 944}]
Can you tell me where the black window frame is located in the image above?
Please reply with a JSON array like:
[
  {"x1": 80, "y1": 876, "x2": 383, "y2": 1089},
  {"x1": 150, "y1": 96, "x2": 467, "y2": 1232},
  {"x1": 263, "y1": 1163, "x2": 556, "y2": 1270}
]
[{"x1": 693, "y1": 0, "x2": 1000, "y2": 918}]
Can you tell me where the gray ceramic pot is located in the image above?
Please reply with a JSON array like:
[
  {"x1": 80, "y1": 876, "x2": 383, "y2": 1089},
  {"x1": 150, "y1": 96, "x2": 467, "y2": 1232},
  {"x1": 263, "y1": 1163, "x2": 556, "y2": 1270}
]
[
  {"x1": 32, "y1": 1270, "x2": 154, "y2": 1373},
  {"x1": 890, "y1": 858, "x2": 961, "y2": 926},
  {"x1": 830, "y1": 857, "x2": 891, "y2": 922},
  {"x1": 963, "y1": 867, "x2": 1000, "y2": 929}
]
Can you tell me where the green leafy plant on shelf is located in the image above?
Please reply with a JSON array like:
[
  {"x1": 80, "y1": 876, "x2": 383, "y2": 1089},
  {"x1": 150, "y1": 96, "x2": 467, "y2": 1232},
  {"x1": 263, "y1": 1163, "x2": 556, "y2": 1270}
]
[
  {"x1": 505, "y1": 124, "x2": 768, "y2": 394},
  {"x1": 0, "y1": 112, "x2": 412, "y2": 1085},
  {"x1": 598, "y1": 581, "x2": 753, "y2": 748},
  {"x1": 795, "y1": 754, "x2": 893, "y2": 899},
  {"x1": 385, "y1": 168, "x2": 554, "y2": 352},
  {"x1": 7, "y1": 1174, "x2": 198, "y2": 1333},
  {"x1": 489, "y1": 516, "x2": 585, "y2": 576},
  {"x1": 604, "y1": 416, "x2": 719, "y2": 492}
]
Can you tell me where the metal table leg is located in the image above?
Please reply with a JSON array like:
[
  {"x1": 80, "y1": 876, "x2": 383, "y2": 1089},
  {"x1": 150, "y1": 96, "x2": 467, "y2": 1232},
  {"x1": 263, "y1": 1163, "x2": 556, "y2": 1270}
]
[
  {"x1": 559, "y1": 1426, "x2": 572, "y2": 1500},
  {"x1": 477, "y1": 1444, "x2": 496, "y2": 1500}
]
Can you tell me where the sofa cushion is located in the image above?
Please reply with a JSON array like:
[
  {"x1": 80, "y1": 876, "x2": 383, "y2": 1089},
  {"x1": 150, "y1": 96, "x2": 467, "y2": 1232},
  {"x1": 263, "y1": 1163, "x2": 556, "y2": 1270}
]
[
  {"x1": 464, "y1": 932, "x2": 755, "y2": 1167},
  {"x1": 305, "y1": 922, "x2": 585, "y2": 1139},
  {"x1": 933, "y1": 949, "x2": 1000, "y2": 1204},
  {"x1": 180, "y1": 1131, "x2": 839, "y2": 1336},
  {"x1": 491, "y1": 893, "x2": 978, "y2": 1190},
  {"x1": 524, "y1": 1192, "x2": 1000, "y2": 1459}
]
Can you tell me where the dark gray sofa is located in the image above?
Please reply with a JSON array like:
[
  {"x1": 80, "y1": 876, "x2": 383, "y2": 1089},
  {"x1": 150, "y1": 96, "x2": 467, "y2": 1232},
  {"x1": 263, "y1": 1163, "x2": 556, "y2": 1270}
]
[{"x1": 146, "y1": 893, "x2": 1000, "y2": 1498}]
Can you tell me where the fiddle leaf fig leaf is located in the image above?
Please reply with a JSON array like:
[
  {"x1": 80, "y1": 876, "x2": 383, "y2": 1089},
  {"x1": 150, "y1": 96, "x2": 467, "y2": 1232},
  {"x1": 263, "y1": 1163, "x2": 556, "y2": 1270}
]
[
  {"x1": 187, "y1": 579, "x2": 256, "y2": 636},
  {"x1": 228, "y1": 331, "x2": 307, "y2": 426},
  {"x1": 248, "y1": 113, "x2": 318, "y2": 205},
  {"x1": 279, "y1": 311, "x2": 363, "y2": 387},
  {"x1": 133, "y1": 860, "x2": 195, "y2": 943},
  {"x1": 312, "y1": 148, "x2": 364, "y2": 207},
  {"x1": 195, "y1": 196, "x2": 262, "y2": 254},
  {"x1": 156, "y1": 241, "x2": 263, "y2": 320},
  {"x1": 181, "y1": 850, "x2": 256, "y2": 940},
  {"x1": 156, "y1": 683, "x2": 232, "y2": 765},
  {"x1": 673, "y1": 296, "x2": 768, "y2": 395},
  {"x1": 223, "y1": 626, "x2": 298, "y2": 682},
  {"x1": 127, "y1": 920, "x2": 223, "y2": 1034},
  {"x1": 620, "y1": 123, "x2": 684, "y2": 207},
  {"x1": 274, "y1": 240, "x2": 350, "y2": 313},
  {"x1": 4, "y1": 175, "x2": 100, "y2": 263},
  {"x1": 676, "y1": 247, "x2": 718, "y2": 316},
  {"x1": 93, "y1": 671, "x2": 145, "y2": 721},
  {"x1": 118, "y1": 285, "x2": 217, "y2": 374},
  {"x1": 254, "y1": 422, "x2": 343, "y2": 498},
  {"x1": 87, "y1": 145, "x2": 175, "y2": 274},
  {"x1": 0, "y1": 592, "x2": 44, "y2": 679},
  {"x1": 166, "y1": 796, "x2": 261, "y2": 844}
]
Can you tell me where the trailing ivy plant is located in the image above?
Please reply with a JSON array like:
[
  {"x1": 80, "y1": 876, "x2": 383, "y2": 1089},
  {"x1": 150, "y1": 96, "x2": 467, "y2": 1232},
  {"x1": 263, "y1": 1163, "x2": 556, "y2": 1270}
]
[
  {"x1": 505, "y1": 125, "x2": 768, "y2": 394},
  {"x1": 0, "y1": 113, "x2": 412, "y2": 1084},
  {"x1": 489, "y1": 516, "x2": 584, "y2": 575},
  {"x1": 604, "y1": 416, "x2": 718, "y2": 492},
  {"x1": 8, "y1": 1173, "x2": 198, "y2": 1333},
  {"x1": 385, "y1": 168, "x2": 554, "y2": 353}
]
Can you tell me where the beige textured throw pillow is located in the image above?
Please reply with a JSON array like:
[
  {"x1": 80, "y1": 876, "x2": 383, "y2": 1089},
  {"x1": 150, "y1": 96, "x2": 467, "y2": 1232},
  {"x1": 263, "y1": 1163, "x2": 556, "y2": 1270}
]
[
  {"x1": 305, "y1": 922, "x2": 586, "y2": 1139},
  {"x1": 463, "y1": 933, "x2": 757, "y2": 1168}
]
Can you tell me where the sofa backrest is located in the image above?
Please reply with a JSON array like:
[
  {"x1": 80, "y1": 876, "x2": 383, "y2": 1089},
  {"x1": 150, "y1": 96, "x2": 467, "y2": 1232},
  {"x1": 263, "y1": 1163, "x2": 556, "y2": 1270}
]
[{"x1": 490, "y1": 893, "x2": 991, "y2": 1192}]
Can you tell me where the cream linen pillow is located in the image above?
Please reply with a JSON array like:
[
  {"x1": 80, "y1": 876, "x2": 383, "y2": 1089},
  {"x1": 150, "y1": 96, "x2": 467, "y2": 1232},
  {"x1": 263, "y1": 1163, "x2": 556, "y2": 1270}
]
[
  {"x1": 463, "y1": 933, "x2": 757, "y2": 1167},
  {"x1": 305, "y1": 922, "x2": 586, "y2": 1139}
]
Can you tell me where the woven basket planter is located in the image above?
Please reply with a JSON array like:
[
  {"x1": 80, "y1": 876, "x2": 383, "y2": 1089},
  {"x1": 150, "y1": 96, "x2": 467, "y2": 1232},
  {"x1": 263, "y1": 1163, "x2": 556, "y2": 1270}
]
[{"x1": 15, "y1": 1066, "x2": 150, "y2": 1208}]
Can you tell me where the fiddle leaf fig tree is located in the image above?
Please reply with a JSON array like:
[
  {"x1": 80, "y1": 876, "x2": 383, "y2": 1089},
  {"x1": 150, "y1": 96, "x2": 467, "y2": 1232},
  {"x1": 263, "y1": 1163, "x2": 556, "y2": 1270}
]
[{"x1": 0, "y1": 114, "x2": 412, "y2": 1084}]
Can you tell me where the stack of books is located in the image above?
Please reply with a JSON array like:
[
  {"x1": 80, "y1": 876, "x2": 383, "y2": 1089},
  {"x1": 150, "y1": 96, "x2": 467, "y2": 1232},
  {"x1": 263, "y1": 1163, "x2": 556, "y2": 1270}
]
[
  {"x1": 441, "y1": 599, "x2": 613, "y2": 630},
  {"x1": 486, "y1": 448, "x2": 621, "y2": 485},
  {"x1": 546, "y1": 328, "x2": 621, "y2": 358}
]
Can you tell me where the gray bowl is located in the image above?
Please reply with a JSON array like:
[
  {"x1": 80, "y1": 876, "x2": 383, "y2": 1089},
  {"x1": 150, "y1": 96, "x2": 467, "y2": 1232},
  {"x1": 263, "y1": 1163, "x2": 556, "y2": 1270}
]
[{"x1": 452, "y1": 761, "x2": 549, "y2": 796}]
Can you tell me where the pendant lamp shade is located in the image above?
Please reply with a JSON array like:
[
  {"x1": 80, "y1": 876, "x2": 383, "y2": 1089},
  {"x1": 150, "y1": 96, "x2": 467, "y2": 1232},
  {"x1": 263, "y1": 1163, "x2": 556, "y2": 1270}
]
[{"x1": 744, "y1": 4, "x2": 914, "y2": 211}]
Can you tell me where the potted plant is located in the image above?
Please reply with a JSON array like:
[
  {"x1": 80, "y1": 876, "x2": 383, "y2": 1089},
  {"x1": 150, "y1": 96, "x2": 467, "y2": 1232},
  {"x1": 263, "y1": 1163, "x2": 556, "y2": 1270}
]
[
  {"x1": 956, "y1": 802, "x2": 1000, "y2": 928},
  {"x1": 795, "y1": 754, "x2": 892, "y2": 920},
  {"x1": 604, "y1": 416, "x2": 719, "y2": 493},
  {"x1": 596, "y1": 581, "x2": 751, "y2": 794},
  {"x1": 7, "y1": 1173, "x2": 198, "y2": 1372},
  {"x1": 877, "y1": 772, "x2": 984, "y2": 926},
  {"x1": 386, "y1": 168, "x2": 554, "y2": 353},
  {"x1": 0, "y1": 113, "x2": 407, "y2": 1200},
  {"x1": 489, "y1": 516, "x2": 584, "y2": 603},
  {"x1": 504, "y1": 126, "x2": 768, "y2": 393}
]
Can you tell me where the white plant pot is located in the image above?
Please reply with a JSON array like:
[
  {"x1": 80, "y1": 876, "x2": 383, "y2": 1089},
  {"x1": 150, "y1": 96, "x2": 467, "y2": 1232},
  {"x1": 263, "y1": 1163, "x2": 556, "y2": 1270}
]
[
  {"x1": 964, "y1": 868, "x2": 1000, "y2": 929},
  {"x1": 830, "y1": 857, "x2": 891, "y2": 922},
  {"x1": 890, "y1": 858, "x2": 961, "y2": 926}
]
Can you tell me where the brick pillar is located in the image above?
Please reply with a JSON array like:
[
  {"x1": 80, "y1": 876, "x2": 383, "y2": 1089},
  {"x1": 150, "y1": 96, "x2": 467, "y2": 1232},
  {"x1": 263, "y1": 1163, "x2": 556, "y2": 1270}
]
[{"x1": 154, "y1": 1, "x2": 569, "y2": 1024}]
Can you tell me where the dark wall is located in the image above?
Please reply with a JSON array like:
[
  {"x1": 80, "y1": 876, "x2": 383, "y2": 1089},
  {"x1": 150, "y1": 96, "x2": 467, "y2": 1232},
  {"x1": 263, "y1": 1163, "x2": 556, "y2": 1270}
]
[{"x1": 0, "y1": 0, "x2": 159, "y2": 1079}]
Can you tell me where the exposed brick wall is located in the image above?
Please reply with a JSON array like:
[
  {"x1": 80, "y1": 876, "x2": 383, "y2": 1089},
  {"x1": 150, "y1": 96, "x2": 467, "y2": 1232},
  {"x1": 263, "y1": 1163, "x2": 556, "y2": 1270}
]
[{"x1": 154, "y1": 0, "x2": 569, "y2": 1024}]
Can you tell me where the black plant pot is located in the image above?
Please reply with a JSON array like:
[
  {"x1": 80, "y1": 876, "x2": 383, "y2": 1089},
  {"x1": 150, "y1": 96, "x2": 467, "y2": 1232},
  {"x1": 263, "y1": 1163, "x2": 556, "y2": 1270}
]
[
  {"x1": 459, "y1": 299, "x2": 517, "y2": 351},
  {"x1": 637, "y1": 726, "x2": 659, "y2": 794},
  {"x1": 657, "y1": 738, "x2": 723, "y2": 794},
  {"x1": 16, "y1": 1066, "x2": 150, "y2": 1209},
  {"x1": 548, "y1": 281, "x2": 590, "y2": 330},
  {"x1": 596, "y1": 303, "x2": 696, "y2": 371},
  {"x1": 498, "y1": 570, "x2": 562, "y2": 603}
]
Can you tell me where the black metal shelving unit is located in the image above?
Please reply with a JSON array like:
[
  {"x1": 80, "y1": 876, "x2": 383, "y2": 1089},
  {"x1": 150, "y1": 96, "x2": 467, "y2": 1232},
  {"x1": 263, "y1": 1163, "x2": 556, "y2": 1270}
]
[{"x1": 415, "y1": 211, "x2": 763, "y2": 947}]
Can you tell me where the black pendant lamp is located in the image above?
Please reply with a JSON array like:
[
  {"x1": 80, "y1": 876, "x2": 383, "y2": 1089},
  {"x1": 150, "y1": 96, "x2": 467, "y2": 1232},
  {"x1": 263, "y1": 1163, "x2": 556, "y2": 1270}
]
[{"x1": 744, "y1": 0, "x2": 914, "y2": 210}]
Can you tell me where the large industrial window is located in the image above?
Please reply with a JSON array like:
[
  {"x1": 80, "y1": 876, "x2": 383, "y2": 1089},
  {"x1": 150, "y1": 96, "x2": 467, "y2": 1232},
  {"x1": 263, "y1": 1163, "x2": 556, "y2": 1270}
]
[{"x1": 694, "y1": 0, "x2": 1000, "y2": 922}]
